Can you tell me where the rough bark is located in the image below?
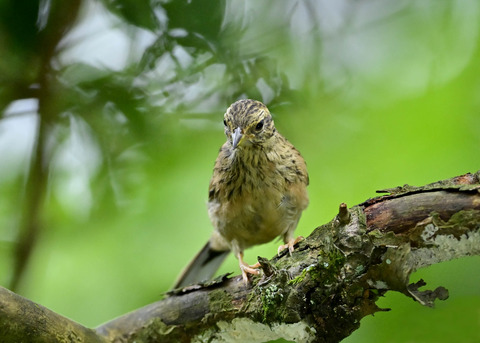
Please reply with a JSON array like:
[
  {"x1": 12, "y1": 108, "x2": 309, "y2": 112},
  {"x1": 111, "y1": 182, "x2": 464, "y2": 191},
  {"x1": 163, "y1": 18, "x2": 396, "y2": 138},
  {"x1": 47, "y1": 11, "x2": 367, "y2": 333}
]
[
  {"x1": 0, "y1": 286, "x2": 106, "y2": 343},
  {"x1": 1, "y1": 171, "x2": 479, "y2": 343}
]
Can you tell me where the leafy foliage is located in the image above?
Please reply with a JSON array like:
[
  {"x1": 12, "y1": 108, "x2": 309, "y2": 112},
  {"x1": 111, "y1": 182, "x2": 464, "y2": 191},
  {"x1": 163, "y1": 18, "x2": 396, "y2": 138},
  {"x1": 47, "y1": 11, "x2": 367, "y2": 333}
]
[{"x1": 0, "y1": 1, "x2": 479, "y2": 342}]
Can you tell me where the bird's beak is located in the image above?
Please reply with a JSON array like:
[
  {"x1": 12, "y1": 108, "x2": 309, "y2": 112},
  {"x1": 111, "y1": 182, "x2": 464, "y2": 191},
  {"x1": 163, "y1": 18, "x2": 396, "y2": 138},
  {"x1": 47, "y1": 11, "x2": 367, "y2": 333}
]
[{"x1": 232, "y1": 127, "x2": 243, "y2": 149}]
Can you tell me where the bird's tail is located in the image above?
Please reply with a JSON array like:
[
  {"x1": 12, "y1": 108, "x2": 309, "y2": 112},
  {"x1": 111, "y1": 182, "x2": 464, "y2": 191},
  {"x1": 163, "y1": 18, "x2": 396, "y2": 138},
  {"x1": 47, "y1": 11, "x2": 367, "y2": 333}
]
[{"x1": 172, "y1": 241, "x2": 229, "y2": 289}]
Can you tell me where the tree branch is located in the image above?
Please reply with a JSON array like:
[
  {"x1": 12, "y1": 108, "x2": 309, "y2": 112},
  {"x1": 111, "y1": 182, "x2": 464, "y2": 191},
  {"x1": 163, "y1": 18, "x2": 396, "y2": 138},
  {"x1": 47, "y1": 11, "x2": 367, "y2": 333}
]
[
  {"x1": 1, "y1": 171, "x2": 479, "y2": 343},
  {"x1": 0, "y1": 286, "x2": 106, "y2": 343}
]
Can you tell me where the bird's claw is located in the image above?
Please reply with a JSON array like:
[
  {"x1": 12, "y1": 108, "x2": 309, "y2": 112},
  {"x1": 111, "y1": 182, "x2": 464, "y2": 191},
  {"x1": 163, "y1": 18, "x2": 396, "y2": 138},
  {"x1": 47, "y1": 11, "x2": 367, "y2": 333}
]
[
  {"x1": 239, "y1": 258, "x2": 261, "y2": 283},
  {"x1": 277, "y1": 236, "x2": 304, "y2": 256}
]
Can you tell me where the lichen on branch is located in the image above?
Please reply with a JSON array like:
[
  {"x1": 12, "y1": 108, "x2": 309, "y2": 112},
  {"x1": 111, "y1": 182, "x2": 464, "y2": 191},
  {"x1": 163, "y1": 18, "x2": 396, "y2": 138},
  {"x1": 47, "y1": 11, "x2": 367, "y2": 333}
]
[{"x1": 1, "y1": 171, "x2": 479, "y2": 343}]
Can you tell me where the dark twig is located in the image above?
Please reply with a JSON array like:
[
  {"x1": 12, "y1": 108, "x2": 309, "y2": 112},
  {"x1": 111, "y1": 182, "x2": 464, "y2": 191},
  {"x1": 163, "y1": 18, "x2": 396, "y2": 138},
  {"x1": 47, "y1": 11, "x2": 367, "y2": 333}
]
[{"x1": 9, "y1": 0, "x2": 82, "y2": 291}]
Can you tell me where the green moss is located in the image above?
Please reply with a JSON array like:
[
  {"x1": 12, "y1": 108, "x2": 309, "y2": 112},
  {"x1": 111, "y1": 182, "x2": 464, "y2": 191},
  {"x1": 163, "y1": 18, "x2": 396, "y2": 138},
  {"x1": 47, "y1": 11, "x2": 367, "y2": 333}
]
[
  {"x1": 260, "y1": 283, "x2": 285, "y2": 322},
  {"x1": 208, "y1": 289, "x2": 234, "y2": 313},
  {"x1": 288, "y1": 247, "x2": 346, "y2": 288},
  {"x1": 288, "y1": 266, "x2": 310, "y2": 286}
]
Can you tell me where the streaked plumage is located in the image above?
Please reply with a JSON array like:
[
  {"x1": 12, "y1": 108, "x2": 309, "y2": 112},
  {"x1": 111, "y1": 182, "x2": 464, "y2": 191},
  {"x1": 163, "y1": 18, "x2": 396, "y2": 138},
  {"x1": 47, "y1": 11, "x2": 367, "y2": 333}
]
[{"x1": 174, "y1": 99, "x2": 309, "y2": 288}]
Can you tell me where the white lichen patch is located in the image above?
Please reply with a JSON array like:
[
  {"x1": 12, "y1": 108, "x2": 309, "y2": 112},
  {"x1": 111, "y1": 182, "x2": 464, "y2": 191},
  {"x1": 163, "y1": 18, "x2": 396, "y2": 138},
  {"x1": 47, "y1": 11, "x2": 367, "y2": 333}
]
[
  {"x1": 409, "y1": 230, "x2": 480, "y2": 270},
  {"x1": 366, "y1": 279, "x2": 389, "y2": 290},
  {"x1": 193, "y1": 318, "x2": 316, "y2": 343},
  {"x1": 420, "y1": 223, "x2": 439, "y2": 242}
]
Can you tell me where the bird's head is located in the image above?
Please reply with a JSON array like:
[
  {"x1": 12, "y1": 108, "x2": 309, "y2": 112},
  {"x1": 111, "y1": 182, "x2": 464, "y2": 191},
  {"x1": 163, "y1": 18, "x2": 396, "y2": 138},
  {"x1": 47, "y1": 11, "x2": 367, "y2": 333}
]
[{"x1": 223, "y1": 99, "x2": 276, "y2": 149}]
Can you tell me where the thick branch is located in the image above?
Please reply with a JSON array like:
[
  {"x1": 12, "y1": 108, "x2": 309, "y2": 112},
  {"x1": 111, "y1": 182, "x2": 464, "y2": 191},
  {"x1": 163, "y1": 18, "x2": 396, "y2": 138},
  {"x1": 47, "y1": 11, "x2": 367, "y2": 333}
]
[
  {"x1": 96, "y1": 171, "x2": 480, "y2": 342},
  {"x1": 0, "y1": 286, "x2": 106, "y2": 343},
  {"x1": 1, "y1": 171, "x2": 479, "y2": 343}
]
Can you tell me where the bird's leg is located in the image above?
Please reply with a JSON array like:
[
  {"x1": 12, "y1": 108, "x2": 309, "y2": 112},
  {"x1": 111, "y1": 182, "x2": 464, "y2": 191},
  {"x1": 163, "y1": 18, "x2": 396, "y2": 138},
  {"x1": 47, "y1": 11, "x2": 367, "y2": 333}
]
[
  {"x1": 238, "y1": 251, "x2": 261, "y2": 283},
  {"x1": 277, "y1": 236, "x2": 304, "y2": 256}
]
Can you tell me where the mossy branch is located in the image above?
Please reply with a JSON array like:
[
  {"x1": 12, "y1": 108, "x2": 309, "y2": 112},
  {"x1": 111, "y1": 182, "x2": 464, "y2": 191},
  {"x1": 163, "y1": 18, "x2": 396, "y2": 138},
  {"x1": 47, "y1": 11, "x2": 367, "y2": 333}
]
[
  {"x1": 0, "y1": 286, "x2": 107, "y2": 343},
  {"x1": 1, "y1": 171, "x2": 480, "y2": 343}
]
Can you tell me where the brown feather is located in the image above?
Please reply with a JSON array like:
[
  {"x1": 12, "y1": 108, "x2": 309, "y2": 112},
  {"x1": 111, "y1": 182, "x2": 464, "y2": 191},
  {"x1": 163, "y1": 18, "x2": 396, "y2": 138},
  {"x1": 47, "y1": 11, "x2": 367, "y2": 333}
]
[{"x1": 175, "y1": 99, "x2": 309, "y2": 287}]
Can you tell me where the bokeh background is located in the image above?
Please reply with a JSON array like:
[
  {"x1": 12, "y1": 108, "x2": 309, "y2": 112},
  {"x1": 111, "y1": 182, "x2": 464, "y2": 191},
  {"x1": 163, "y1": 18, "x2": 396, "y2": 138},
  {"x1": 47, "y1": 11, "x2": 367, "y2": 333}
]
[{"x1": 0, "y1": 0, "x2": 479, "y2": 342}]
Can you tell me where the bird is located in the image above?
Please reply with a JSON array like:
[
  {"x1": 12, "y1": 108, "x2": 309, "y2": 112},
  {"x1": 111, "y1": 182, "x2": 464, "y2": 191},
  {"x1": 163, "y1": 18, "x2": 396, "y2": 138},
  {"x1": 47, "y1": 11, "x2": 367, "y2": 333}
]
[{"x1": 173, "y1": 99, "x2": 309, "y2": 288}]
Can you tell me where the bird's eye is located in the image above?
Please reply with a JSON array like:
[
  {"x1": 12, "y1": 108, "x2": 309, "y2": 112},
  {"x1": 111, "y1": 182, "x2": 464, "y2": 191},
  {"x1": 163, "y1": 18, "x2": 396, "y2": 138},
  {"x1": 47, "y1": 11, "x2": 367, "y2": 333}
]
[
  {"x1": 223, "y1": 119, "x2": 227, "y2": 127},
  {"x1": 255, "y1": 120, "x2": 264, "y2": 131}
]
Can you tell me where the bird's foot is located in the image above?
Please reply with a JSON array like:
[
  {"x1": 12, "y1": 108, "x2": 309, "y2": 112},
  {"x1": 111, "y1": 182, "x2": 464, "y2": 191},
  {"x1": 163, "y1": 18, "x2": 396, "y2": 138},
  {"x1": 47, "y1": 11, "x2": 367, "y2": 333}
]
[
  {"x1": 277, "y1": 236, "x2": 304, "y2": 256},
  {"x1": 239, "y1": 253, "x2": 261, "y2": 283}
]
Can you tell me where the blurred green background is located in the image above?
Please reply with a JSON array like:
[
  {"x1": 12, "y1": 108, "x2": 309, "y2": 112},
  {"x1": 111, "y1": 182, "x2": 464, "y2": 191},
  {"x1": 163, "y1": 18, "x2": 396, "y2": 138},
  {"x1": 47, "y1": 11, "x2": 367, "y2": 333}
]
[{"x1": 0, "y1": 0, "x2": 479, "y2": 342}]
